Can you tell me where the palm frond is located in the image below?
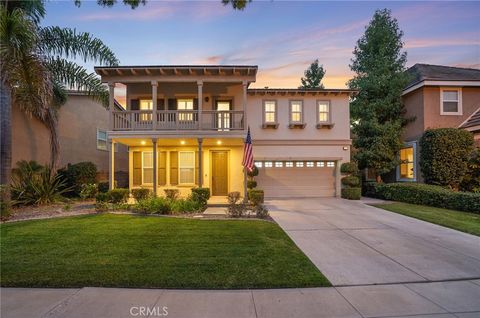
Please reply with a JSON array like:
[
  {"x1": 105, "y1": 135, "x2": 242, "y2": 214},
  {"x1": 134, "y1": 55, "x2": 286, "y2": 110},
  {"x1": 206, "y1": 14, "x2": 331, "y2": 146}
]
[
  {"x1": 39, "y1": 26, "x2": 119, "y2": 66},
  {"x1": 0, "y1": 0, "x2": 46, "y2": 25}
]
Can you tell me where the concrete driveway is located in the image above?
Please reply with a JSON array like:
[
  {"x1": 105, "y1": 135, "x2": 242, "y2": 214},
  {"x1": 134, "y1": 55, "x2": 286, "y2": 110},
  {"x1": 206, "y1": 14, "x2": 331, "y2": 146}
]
[{"x1": 267, "y1": 198, "x2": 480, "y2": 286}]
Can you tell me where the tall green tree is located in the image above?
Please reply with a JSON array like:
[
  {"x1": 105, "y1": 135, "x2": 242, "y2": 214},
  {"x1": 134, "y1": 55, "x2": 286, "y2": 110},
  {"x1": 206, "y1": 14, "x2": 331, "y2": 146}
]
[
  {"x1": 300, "y1": 59, "x2": 325, "y2": 89},
  {"x1": 348, "y1": 9, "x2": 411, "y2": 182},
  {"x1": 0, "y1": 0, "x2": 118, "y2": 205}
]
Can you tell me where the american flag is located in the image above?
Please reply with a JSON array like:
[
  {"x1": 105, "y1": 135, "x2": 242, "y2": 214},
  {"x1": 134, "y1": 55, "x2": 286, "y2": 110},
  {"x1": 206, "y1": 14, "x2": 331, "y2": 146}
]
[{"x1": 242, "y1": 127, "x2": 254, "y2": 172}]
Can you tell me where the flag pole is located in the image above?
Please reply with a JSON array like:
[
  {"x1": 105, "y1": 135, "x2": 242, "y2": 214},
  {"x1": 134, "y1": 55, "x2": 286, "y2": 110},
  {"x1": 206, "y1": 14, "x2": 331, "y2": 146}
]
[{"x1": 243, "y1": 167, "x2": 248, "y2": 204}]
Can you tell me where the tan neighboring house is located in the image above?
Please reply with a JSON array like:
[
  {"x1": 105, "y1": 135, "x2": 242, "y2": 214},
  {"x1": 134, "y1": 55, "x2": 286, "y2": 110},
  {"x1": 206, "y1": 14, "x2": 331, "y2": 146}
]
[
  {"x1": 12, "y1": 92, "x2": 128, "y2": 182},
  {"x1": 398, "y1": 64, "x2": 480, "y2": 183},
  {"x1": 95, "y1": 65, "x2": 353, "y2": 199}
]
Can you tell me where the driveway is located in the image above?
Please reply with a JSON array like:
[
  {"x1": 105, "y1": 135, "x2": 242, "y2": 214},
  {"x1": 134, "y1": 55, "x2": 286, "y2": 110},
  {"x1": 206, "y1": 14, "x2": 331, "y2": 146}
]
[{"x1": 267, "y1": 198, "x2": 480, "y2": 286}]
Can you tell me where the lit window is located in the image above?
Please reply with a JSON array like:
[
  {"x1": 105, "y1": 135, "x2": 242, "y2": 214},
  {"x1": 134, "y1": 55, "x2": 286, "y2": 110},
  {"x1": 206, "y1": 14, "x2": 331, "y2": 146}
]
[
  {"x1": 327, "y1": 161, "x2": 335, "y2": 167},
  {"x1": 179, "y1": 151, "x2": 195, "y2": 184},
  {"x1": 140, "y1": 99, "x2": 153, "y2": 121},
  {"x1": 264, "y1": 161, "x2": 273, "y2": 168},
  {"x1": 306, "y1": 161, "x2": 314, "y2": 167},
  {"x1": 290, "y1": 101, "x2": 303, "y2": 123},
  {"x1": 97, "y1": 129, "x2": 107, "y2": 151},
  {"x1": 285, "y1": 161, "x2": 293, "y2": 167},
  {"x1": 295, "y1": 161, "x2": 304, "y2": 167},
  {"x1": 317, "y1": 101, "x2": 330, "y2": 123},
  {"x1": 255, "y1": 161, "x2": 262, "y2": 168},
  {"x1": 264, "y1": 101, "x2": 277, "y2": 124},
  {"x1": 177, "y1": 99, "x2": 194, "y2": 121},
  {"x1": 399, "y1": 147, "x2": 415, "y2": 179},
  {"x1": 316, "y1": 161, "x2": 325, "y2": 167},
  {"x1": 143, "y1": 152, "x2": 153, "y2": 184},
  {"x1": 441, "y1": 88, "x2": 462, "y2": 114},
  {"x1": 275, "y1": 162, "x2": 283, "y2": 167}
]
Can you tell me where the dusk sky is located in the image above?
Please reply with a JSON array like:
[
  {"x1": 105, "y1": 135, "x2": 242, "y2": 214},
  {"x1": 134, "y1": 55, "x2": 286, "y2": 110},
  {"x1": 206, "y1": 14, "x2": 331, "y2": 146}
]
[{"x1": 43, "y1": 1, "x2": 480, "y2": 89}]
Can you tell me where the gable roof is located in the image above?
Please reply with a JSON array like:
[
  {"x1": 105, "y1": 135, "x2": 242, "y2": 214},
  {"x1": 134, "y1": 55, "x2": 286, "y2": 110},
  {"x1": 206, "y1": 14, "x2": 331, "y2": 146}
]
[
  {"x1": 405, "y1": 64, "x2": 480, "y2": 90},
  {"x1": 460, "y1": 107, "x2": 480, "y2": 130}
]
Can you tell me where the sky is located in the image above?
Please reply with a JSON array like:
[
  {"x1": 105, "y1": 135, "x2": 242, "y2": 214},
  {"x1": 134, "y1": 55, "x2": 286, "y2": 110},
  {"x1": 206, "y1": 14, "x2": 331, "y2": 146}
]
[{"x1": 42, "y1": 1, "x2": 480, "y2": 89}]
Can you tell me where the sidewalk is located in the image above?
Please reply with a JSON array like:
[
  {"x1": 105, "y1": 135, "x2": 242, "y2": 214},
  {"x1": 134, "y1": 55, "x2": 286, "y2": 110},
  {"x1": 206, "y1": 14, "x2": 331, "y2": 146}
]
[{"x1": 2, "y1": 279, "x2": 480, "y2": 318}]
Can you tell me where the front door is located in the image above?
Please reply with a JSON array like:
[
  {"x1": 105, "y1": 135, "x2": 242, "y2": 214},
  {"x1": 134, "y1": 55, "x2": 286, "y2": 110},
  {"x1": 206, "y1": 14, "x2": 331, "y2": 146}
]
[{"x1": 211, "y1": 151, "x2": 228, "y2": 196}]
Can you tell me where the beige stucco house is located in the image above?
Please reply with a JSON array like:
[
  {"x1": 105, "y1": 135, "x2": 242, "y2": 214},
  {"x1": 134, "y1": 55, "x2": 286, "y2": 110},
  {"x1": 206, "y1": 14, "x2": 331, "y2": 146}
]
[{"x1": 95, "y1": 65, "x2": 353, "y2": 199}]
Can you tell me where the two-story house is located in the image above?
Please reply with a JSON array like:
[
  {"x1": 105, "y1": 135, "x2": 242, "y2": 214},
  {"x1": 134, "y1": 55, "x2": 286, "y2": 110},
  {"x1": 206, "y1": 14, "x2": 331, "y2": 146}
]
[
  {"x1": 95, "y1": 65, "x2": 354, "y2": 199},
  {"x1": 398, "y1": 64, "x2": 480, "y2": 183}
]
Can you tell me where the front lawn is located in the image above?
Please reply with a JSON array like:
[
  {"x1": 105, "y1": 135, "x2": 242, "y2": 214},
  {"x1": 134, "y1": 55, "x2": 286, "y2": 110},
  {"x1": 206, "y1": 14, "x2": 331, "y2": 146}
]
[
  {"x1": 373, "y1": 202, "x2": 480, "y2": 236},
  {"x1": 0, "y1": 214, "x2": 329, "y2": 289}
]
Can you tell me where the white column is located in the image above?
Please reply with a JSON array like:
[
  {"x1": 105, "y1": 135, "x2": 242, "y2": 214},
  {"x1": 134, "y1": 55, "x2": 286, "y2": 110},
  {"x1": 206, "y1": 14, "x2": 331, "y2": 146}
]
[
  {"x1": 152, "y1": 139, "x2": 158, "y2": 196},
  {"x1": 197, "y1": 81, "x2": 203, "y2": 130},
  {"x1": 152, "y1": 81, "x2": 158, "y2": 130},
  {"x1": 197, "y1": 138, "x2": 203, "y2": 187},
  {"x1": 109, "y1": 140, "x2": 115, "y2": 190},
  {"x1": 166, "y1": 150, "x2": 171, "y2": 186},
  {"x1": 108, "y1": 82, "x2": 115, "y2": 130},
  {"x1": 242, "y1": 80, "x2": 248, "y2": 130}
]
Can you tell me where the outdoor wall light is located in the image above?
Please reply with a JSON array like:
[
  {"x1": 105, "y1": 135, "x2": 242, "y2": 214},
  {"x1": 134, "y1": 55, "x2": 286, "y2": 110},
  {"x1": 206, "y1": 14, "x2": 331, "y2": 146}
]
[{"x1": 343, "y1": 146, "x2": 349, "y2": 150}]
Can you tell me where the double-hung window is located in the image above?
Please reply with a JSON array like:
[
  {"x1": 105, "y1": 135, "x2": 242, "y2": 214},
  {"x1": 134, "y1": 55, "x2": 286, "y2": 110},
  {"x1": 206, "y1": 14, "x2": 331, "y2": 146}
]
[
  {"x1": 317, "y1": 101, "x2": 330, "y2": 123},
  {"x1": 398, "y1": 144, "x2": 416, "y2": 181},
  {"x1": 179, "y1": 151, "x2": 195, "y2": 184},
  {"x1": 440, "y1": 88, "x2": 462, "y2": 115},
  {"x1": 289, "y1": 101, "x2": 303, "y2": 124},
  {"x1": 97, "y1": 129, "x2": 107, "y2": 151},
  {"x1": 263, "y1": 100, "x2": 277, "y2": 126},
  {"x1": 143, "y1": 152, "x2": 154, "y2": 184}
]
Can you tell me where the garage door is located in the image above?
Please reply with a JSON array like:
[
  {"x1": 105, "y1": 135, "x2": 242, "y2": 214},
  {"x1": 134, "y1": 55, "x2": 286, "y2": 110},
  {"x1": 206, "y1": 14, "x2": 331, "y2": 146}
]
[{"x1": 255, "y1": 160, "x2": 336, "y2": 198}]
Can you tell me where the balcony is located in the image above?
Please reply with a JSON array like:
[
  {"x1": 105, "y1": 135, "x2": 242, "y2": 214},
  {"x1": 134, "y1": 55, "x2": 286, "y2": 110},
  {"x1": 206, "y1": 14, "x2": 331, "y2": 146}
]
[{"x1": 112, "y1": 110, "x2": 245, "y2": 131}]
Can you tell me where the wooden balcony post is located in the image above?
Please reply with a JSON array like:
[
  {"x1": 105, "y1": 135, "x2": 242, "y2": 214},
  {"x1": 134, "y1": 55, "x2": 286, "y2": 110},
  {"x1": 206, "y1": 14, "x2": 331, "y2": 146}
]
[
  {"x1": 242, "y1": 80, "x2": 248, "y2": 129},
  {"x1": 108, "y1": 82, "x2": 115, "y2": 130},
  {"x1": 197, "y1": 81, "x2": 203, "y2": 130},
  {"x1": 152, "y1": 139, "x2": 158, "y2": 196},
  {"x1": 152, "y1": 81, "x2": 158, "y2": 130}
]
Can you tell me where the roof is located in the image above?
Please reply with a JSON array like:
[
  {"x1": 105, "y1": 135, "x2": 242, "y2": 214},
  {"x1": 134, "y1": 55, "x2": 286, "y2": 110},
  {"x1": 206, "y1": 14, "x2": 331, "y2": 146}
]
[
  {"x1": 460, "y1": 107, "x2": 480, "y2": 130},
  {"x1": 248, "y1": 88, "x2": 357, "y2": 96},
  {"x1": 406, "y1": 64, "x2": 480, "y2": 89},
  {"x1": 95, "y1": 65, "x2": 258, "y2": 77}
]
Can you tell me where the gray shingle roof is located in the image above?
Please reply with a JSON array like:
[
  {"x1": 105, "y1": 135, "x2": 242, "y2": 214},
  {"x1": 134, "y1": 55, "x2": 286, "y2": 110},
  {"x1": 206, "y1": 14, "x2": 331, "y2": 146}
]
[
  {"x1": 460, "y1": 107, "x2": 480, "y2": 130},
  {"x1": 406, "y1": 64, "x2": 480, "y2": 89}
]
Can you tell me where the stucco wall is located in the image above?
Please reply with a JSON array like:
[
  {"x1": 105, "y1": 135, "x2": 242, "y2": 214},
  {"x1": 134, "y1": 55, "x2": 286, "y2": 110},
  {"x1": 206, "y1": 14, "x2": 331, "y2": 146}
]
[
  {"x1": 12, "y1": 94, "x2": 128, "y2": 173},
  {"x1": 402, "y1": 88, "x2": 425, "y2": 142}
]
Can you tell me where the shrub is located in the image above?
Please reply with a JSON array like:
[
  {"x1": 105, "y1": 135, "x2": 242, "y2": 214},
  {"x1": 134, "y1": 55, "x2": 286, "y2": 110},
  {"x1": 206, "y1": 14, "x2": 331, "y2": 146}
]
[
  {"x1": 108, "y1": 189, "x2": 129, "y2": 204},
  {"x1": 460, "y1": 147, "x2": 480, "y2": 193},
  {"x1": 131, "y1": 188, "x2": 151, "y2": 202},
  {"x1": 254, "y1": 204, "x2": 269, "y2": 219},
  {"x1": 247, "y1": 180, "x2": 257, "y2": 189},
  {"x1": 98, "y1": 182, "x2": 109, "y2": 193},
  {"x1": 170, "y1": 199, "x2": 203, "y2": 214},
  {"x1": 340, "y1": 162, "x2": 358, "y2": 175},
  {"x1": 420, "y1": 128, "x2": 474, "y2": 189},
  {"x1": 362, "y1": 181, "x2": 382, "y2": 198},
  {"x1": 79, "y1": 183, "x2": 98, "y2": 200},
  {"x1": 227, "y1": 191, "x2": 241, "y2": 204},
  {"x1": 341, "y1": 188, "x2": 361, "y2": 200},
  {"x1": 191, "y1": 188, "x2": 210, "y2": 206},
  {"x1": 95, "y1": 201, "x2": 109, "y2": 212},
  {"x1": 341, "y1": 176, "x2": 360, "y2": 187},
  {"x1": 247, "y1": 165, "x2": 259, "y2": 178},
  {"x1": 0, "y1": 185, "x2": 12, "y2": 220},
  {"x1": 132, "y1": 197, "x2": 171, "y2": 215},
  {"x1": 248, "y1": 189, "x2": 264, "y2": 206},
  {"x1": 227, "y1": 192, "x2": 246, "y2": 218},
  {"x1": 58, "y1": 162, "x2": 97, "y2": 196},
  {"x1": 374, "y1": 183, "x2": 480, "y2": 213},
  {"x1": 95, "y1": 192, "x2": 109, "y2": 202},
  {"x1": 164, "y1": 189, "x2": 179, "y2": 200}
]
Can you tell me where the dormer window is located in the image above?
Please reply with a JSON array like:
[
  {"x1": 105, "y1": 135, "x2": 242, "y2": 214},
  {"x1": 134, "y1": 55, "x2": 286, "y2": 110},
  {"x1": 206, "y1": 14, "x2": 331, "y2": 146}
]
[{"x1": 440, "y1": 88, "x2": 462, "y2": 115}]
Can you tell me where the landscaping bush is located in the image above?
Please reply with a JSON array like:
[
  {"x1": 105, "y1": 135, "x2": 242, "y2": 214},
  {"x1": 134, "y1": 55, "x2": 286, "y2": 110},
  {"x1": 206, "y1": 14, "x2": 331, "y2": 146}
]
[
  {"x1": 248, "y1": 189, "x2": 264, "y2": 206},
  {"x1": 108, "y1": 189, "x2": 129, "y2": 204},
  {"x1": 98, "y1": 181, "x2": 109, "y2": 193},
  {"x1": 132, "y1": 197, "x2": 171, "y2": 215},
  {"x1": 374, "y1": 183, "x2": 480, "y2": 213},
  {"x1": 227, "y1": 191, "x2": 246, "y2": 217},
  {"x1": 340, "y1": 162, "x2": 358, "y2": 175},
  {"x1": 341, "y1": 188, "x2": 361, "y2": 200},
  {"x1": 420, "y1": 128, "x2": 474, "y2": 189},
  {"x1": 191, "y1": 187, "x2": 210, "y2": 206},
  {"x1": 58, "y1": 162, "x2": 97, "y2": 196},
  {"x1": 170, "y1": 199, "x2": 203, "y2": 214},
  {"x1": 79, "y1": 183, "x2": 98, "y2": 200},
  {"x1": 341, "y1": 176, "x2": 360, "y2": 187},
  {"x1": 95, "y1": 192, "x2": 109, "y2": 202},
  {"x1": 247, "y1": 165, "x2": 259, "y2": 178},
  {"x1": 0, "y1": 185, "x2": 12, "y2": 220},
  {"x1": 460, "y1": 147, "x2": 480, "y2": 193},
  {"x1": 362, "y1": 181, "x2": 382, "y2": 198},
  {"x1": 247, "y1": 180, "x2": 257, "y2": 189},
  {"x1": 94, "y1": 201, "x2": 109, "y2": 212},
  {"x1": 164, "y1": 189, "x2": 179, "y2": 200},
  {"x1": 254, "y1": 204, "x2": 269, "y2": 219},
  {"x1": 131, "y1": 188, "x2": 151, "y2": 202}
]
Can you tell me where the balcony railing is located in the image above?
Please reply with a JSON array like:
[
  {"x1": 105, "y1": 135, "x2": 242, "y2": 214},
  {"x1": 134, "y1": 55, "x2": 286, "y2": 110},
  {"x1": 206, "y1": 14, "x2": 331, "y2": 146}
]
[{"x1": 112, "y1": 110, "x2": 245, "y2": 131}]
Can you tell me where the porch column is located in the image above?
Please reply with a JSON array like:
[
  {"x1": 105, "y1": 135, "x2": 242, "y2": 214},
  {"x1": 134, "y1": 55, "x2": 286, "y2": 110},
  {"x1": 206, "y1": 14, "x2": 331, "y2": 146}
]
[
  {"x1": 152, "y1": 81, "x2": 158, "y2": 130},
  {"x1": 108, "y1": 82, "x2": 115, "y2": 130},
  {"x1": 242, "y1": 80, "x2": 248, "y2": 129},
  {"x1": 197, "y1": 81, "x2": 203, "y2": 130},
  {"x1": 152, "y1": 139, "x2": 158, "y2": 196},
  {"x1": 197, "y1": 138, "x2": 203, "y2": 187},
  {"x1": 166, "y1": 150, "x2": 171, "y2": 186},
  {"x1": 109, "y1": 139, "x2": 115, "y2": 190}
]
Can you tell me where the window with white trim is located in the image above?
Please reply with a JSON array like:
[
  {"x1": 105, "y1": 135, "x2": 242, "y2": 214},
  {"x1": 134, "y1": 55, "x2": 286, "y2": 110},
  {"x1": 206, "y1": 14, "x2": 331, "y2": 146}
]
[
  {"x1": 290, "y1": 101, "x2": 303, "y2": 123},
  {"x1": 399, "y1": 146, "x2": 415, "y2": 180},
  {"x1": 295, "y1": 161, "x2": 304, "y2": 167},
  {"x1": 143, "y1": 152, "x2": 154, "y2": 184},
  {"x1": 263, "y1": 101, "x2": 277, "y2": 124},
  {"x1": 177, "y1": 99, "x2": 194, "y2": 121},
  {"x1": 140, "y1": 99, "x2": 153, "y2": 121},
  {"x1": 440, "y1": 88, "x2": 462, "y2": 115},
  {"x1": 275, "y1": 162, "x2": 283, "y2": 167},
  {"x1": 317, "y1": 101, "x2": 330, "y2": 123},
  {"x1": 97, "y1": 129, "x2": 107, "y2": 151},
  {"x1": 179, "y1": 151, "x2": 195, "y2": 184},
  {"x1": 264, "y1": 161, "x2": 273, "y2": 167},
  {"x1": 327, "y1": 162, "x2": 335, "y2": 167},
  {"x1": 285, "y1": 161, "x2": 293, "y2": 167}
]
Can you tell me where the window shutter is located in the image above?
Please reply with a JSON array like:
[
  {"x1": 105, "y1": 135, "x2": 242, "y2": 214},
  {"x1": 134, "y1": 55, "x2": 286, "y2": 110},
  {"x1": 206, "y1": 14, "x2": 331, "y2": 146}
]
[
  {"x1": 158, "y1": 151, "x2": 167, "y2": 186},
  {"x1": 170, "y1": 151, "x2": 178, "y2": 185},
  {"x1": 157, "y1": 99, "x2": 165, "y2": 110},
  {"x1": 131, "y1": 99, "x2": 140, "y2": 110},
  {"x1": 193, "y1": 98, "x2": 198, "y2": 110},
  {"x1": 133, "y1": 152, "x2": 142, "y2": 186},
  {"x1": 168, "y1": 98, "x2": 176, "y2": 110}
]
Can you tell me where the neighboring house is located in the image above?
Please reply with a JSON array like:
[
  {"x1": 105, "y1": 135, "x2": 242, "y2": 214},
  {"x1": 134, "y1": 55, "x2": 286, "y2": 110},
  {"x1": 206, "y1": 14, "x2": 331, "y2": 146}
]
[
  {"x1": 95, "y1": 65, "x2": 353, "y2": 198},
  {"x1": 12, "y1": 92, "x2": 129, "y2": 182},
  {"x1": 398, "y1": 64, "x2": 480, "y2": 183}
]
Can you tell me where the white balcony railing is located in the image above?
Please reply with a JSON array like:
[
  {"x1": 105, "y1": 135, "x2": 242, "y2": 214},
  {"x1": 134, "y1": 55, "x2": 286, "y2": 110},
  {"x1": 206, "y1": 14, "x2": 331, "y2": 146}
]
[{"x1": 112, "y1": 110, "x2": 244, "y2": 131}]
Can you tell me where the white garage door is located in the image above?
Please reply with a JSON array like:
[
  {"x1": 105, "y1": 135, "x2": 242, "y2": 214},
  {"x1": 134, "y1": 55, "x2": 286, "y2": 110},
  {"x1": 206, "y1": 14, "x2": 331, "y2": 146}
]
[{"x1": 255, "y1": 160, "x2": 337, "y2": 198}]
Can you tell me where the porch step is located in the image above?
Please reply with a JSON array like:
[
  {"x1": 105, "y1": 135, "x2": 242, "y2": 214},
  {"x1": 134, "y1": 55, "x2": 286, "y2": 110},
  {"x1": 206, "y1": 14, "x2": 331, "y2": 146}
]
[
  {"x1": 206, "y1": 203, "x2": 229, "y2": 208},
  {"x1": 204, "y1": 207, "x2": 228, "y2": 215}
]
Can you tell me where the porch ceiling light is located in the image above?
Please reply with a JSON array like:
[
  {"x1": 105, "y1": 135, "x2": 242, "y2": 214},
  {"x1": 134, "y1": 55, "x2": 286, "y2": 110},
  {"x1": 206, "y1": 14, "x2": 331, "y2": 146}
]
[
  {"x1": 180, "y1": 140, "x2": 186, "y2": 145},
  {"x1": 216, "y1": 140, "x2": 222, "y2": 145},
  {"x1": 140, "y1": 140, "x2": 146, "y2": 145}
]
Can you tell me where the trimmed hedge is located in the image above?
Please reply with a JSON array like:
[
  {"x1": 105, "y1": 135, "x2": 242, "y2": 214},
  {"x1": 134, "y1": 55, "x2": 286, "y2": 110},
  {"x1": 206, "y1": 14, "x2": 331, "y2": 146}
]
[
  {"x1": 341, "y1": 188, "x2": 361, "y2": 200},
  {"x1": 58, "y1": 162, "x2": 97, "y2": 196},
  {"x1": 248, "y1": 189, "x2": 264, "y2": 206},
  {"x1": 340, "y1": 162, "x2": 358, "y2": 174},
  {"x1": 247, "y1": 180, "x2": 257, "y2": 189},
  {"x1": 368, "y1": 182, "x2": 480, "y2": 213},
  {"x1": 191, "y1": 188, "x2": 210, "y2": 206},
  {"x1": 341, "y1": 176, "x2": 360, "y2": 187},
  {"x1": 131, "y1": 188, "x2": 150, "y2": 202}
]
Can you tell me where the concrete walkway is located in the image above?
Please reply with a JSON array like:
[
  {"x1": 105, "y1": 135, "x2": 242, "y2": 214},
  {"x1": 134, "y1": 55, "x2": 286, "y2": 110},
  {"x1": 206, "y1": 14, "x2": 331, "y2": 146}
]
[{"x1": 267, "y1": 198, "x2": 480, "y2": 286}]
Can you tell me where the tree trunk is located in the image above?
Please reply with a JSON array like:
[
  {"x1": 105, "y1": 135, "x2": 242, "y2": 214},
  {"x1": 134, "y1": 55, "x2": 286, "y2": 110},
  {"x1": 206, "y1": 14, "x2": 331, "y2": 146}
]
[{"x1": 0, "y1": 80, "x2": 12, "y2": 203}]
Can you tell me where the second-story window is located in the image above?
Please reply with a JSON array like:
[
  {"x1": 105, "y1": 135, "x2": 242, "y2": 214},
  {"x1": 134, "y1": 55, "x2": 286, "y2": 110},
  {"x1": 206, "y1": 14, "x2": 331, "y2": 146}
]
[
  {"x1": 263, "y1": 100, "x2": 277, "y2": 125},
  {"x1": 317, "y1": 101, "x2": 330, "y2": 123},
  {"x1": 177, "y1": 99, "x2": 194, "y2": 121},
  {"x1": 97, "y1": 129, "x2": 107, "y2": 151},
  {"x1": 289, "y1": 101, "x2": 303, "y2": 124},
  {"x1": 140, "y1": 99, "x2": 153, "y2": 121},
  {"x1": 440, "y1": 88, "x2": 462, "y2": 115}
]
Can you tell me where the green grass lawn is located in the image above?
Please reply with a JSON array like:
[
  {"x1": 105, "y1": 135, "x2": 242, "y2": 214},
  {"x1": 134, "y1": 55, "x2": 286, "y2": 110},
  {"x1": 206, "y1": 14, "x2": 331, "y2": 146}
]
[
  {"x1": 373, "y1": 202, "x2": 480, "y2": 236},
  {"x1": 0, "y1": 214, "x2": 329, "y2": 289}
]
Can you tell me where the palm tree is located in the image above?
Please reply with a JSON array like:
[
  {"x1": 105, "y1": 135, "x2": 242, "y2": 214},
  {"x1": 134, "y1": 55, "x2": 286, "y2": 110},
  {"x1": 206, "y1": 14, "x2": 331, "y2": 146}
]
[{"x1": 0, "y1": 0, "x2": 119, "y2": 204}]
